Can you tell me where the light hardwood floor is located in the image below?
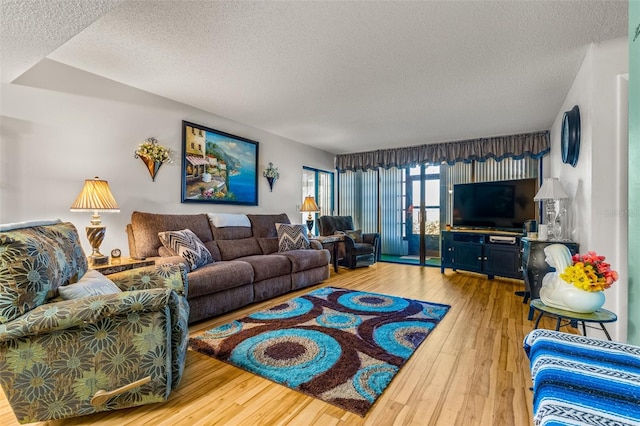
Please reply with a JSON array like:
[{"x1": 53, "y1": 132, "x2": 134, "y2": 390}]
[{"x1": 0, "y1": 263, "x2": 576, "y2": 426}]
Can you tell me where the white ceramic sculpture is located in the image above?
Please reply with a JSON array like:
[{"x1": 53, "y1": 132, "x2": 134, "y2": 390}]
[{"x1": 539, "y1": 244, "x2": 605, "y2": 313}]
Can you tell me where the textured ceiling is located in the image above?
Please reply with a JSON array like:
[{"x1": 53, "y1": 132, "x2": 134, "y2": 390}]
[
  {"x1": 0, "y1": 0, "x2": 122, "y2": 83},
  {"x1": 1, "y1": 1, "x2": 629, "y2": 154}
]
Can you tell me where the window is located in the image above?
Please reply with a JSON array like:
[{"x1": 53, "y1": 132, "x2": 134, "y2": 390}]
[
  {"x1": 302, "y1": 167, "x2": 334, "y2": 234},
  {"x1": 338, "y1": 157, "x2": 537, "y2": 266}
]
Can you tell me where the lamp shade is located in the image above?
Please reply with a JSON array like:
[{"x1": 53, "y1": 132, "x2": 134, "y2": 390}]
[
  {"x1": 300, "y1": 196, "x2": 320, "y2": 212},
  {"x1": 70, "y1": 177, "x2": 120, "y2": 212},
  {"x1": 533, "y1": 177, "x2": 569, "y2": 201}
]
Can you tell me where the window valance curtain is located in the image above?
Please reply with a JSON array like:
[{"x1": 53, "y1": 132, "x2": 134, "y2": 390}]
[{"x1": 335, "y1": 131, "x2": 549, "y2": 172}]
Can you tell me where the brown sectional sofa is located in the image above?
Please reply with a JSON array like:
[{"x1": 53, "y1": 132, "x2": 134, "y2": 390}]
[{"x1": 126, "y1": 211, "x2": 331, "y2": 323}]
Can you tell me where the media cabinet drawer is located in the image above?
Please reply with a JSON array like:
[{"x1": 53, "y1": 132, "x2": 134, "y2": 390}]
[{"x1": 452, "y1": 233, "x2": 484, "y2": 244}]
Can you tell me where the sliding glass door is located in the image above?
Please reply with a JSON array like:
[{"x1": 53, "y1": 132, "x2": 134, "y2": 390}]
[
  {"x1": 339, "y1": 165, "x2": 441, "y2": 266},
  {"x1": 406, "y1": 165, "x2": 441, "y2": 265}
]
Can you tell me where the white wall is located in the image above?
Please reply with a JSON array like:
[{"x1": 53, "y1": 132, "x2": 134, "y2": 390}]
[
  {"x1": 548, "y1": 37, "x2": 628, "y2": 341},
  {"x1": 0, "y1": 59, "x2": 335, "y2": 257},
  {"x1": 628, "y1": 0, "x2": 640, "y2": 346}
]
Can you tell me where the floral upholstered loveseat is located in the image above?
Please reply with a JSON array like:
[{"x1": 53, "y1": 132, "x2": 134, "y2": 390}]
[{"x1": 0, "y1": 220, "x2": 189, "y2": 424}]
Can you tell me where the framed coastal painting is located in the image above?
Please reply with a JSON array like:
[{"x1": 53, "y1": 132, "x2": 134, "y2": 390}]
[{"x1": 181, "y1": 121, "x2": 259, "y2": 205}]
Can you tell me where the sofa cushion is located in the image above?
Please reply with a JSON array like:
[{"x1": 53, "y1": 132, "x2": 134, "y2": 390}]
[
  {"x1": 248, "y1": 214, "x2": 290, "y2": 238},
  {"x1": 0, "y1": 222, "x2": 88, "y2": 324},
  {"x1": 317, "y1": 215, "x2": 355, "y2": 236},
  {"x1": 131, "y1": 211, "x2": 213, "y2": 258},
  {"x1": 240, "y1": 254, "x2": 292, "y2": 281},
  {"x1": 58, "y1": 270, "x2": 121, "y2": 300},
  {"x1": 280, "y1": 249, "x2": 331, "y2": 273},
  {"x1": 186, "y1": 261, "x2": 255, "y2": 298},
  {"x1": 276, "y1": 223, "x2": 310, "y2": 251},
  {"x1": 207, "y1": 213, "x2": 251, "y2": 228},
  {"x1": 158, "y1": 229, "x2": 213, "y2": 270},
  {"x1": 208, "y1": 217, "x2": 254, "y2": 240},
  {"x1": 353, "y1": 242, "x2": 375, "y2": 255},
  {"x1": 217, "y1": 238, "x2": 262, "y2": 261},
  {"x1": 257, "y1": 237, "x2": 279, "y2": 255},
  {"x1": 203, "y1": 240, "x2": 222, "y2": 262},
  {"x1": 345, "y1": 229, "x2": 363, "y2": 243},
  {"x1": 158, "y1": 245, "x2": 178, "y2": 258}
]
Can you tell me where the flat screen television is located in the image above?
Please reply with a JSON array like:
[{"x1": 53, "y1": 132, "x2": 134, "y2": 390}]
[{"x1": 452, "y1": 178, "x2": 538, "y2": 232}]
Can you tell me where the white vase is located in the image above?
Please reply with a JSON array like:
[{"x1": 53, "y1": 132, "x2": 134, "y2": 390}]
[
  {"x1": 540, "y1": 277, "x2": 606, "y2": 313},
  {"x1": 565, "y1": 289, "x2": 605, "y2": 313}
]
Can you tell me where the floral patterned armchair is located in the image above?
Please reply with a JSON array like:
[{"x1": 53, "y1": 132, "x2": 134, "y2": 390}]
[{"x1": 0, "y1": 220, "x2": 189, "y2": 424}]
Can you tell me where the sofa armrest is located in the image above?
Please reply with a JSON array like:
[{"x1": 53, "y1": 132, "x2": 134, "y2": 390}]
[
  {"x1": 155, "y1": 254, "x2": 191, "y2": 272},
  {"x1": 363, "y1": 232, "x2": 381, "y2": 260},
  {"x1": 309, "y1": 240, "x2": 323, "y2": 250},
  {"x1": 341, "y1": 235, "x2": 356, "y2": 250},
  {"x1": 108, "y1": 263, "x2": 188, "y2": 297},
  {"x1": 0, "y1": 288, "x2": 173, "y2": 342},
  {"x1": 108, "y1": 263, "x2": 190, "y2": 389},
  {"x1": 362, "y1": 232, "x2": 379, "y2": 244}
]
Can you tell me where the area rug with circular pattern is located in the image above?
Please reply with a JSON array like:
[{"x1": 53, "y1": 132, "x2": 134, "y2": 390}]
[{"x1": 188, "y1": 286, "x2": 450, "y2": 416}]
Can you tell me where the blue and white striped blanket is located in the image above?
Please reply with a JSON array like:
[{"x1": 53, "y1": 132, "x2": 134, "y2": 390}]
[{"x1": 524, "y1": 329, "x2": 640, "y2": 426}]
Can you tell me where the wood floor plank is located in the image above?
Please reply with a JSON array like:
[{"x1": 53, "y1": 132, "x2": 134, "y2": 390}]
[{"x1": 0, "y1": 263, "x2": 579, "y2": 425}]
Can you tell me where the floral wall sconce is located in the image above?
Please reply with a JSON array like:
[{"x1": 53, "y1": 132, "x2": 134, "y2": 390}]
[
  {"x1": 134, "y1": 137, "x2": 171, "y2": 181},
  {"x1": 263, "y1": 162, "x2": 279, "y2": 192}
]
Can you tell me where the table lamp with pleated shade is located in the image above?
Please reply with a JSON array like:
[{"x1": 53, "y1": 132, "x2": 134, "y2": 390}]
[
  {"x1": 70, "y1": 177, "x2": 120, "y2": 265},
  {"x1": 300, "y1": 196, "x2": 320, "y2": 237}
]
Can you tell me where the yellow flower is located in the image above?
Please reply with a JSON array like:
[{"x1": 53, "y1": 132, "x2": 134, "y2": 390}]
[{"x1": 560, "y1": 263, "x2": 607, "y2": 292}]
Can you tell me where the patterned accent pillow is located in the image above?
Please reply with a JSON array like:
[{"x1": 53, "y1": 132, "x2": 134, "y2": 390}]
[
  {"x1": 345, "y1": 229, "x2": 363, "y2": 243},
  {"x1": 58, "y1": 270, "x2": 121, "y2": 300},
  {"x1": 158, "y1": 229, "x2": 213, "y2": 270},
  {"x1": 276, "y1": 223, "x2": 310, "y2": 252}
]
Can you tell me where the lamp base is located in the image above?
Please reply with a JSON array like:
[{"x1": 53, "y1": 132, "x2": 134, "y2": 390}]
[
  {"x1": 86, "y1": 225, "x2": 108, "y2": 265},
  {"x1": 90, "y1": 254, "x2": 109, "y2": 265},
  {"x1": 306, "y1": 219, "x2": 314, "y2": 238}
]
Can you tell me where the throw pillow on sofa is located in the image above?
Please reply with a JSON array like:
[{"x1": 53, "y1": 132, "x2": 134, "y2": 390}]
[
  {"x1": 276, "y1": 223, "x2": 310, "y2": 251},
  {"x1": 345, "y1": 229, "x2": 363, "y2": 243},
  {"x1": 58, "y1": 270, "x2": 121, "y2": 300},
  {"x1": 158, "y1": 229, "x2": 213, "y2": 270}
]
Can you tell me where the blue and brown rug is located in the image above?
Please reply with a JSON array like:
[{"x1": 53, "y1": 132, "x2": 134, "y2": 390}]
[{"x1": 189, "y1": 286, "x2": 450, "y2": 416}]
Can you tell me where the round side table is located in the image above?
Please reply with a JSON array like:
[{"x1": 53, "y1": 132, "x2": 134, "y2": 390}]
[{"x1": 530, "y1": 298, "x2": 617, "y2": 340}]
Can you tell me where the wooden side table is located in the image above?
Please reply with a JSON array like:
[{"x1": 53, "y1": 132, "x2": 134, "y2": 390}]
[
  {"x1": 89, "y1": 257, "x2": 155, "y2": 275},
  {"x1": 530, "y1": 298, "x2": 617, "y2": 340},
  {"x1": 312, "y1": 235, "x2": 345, "y2": 273}
]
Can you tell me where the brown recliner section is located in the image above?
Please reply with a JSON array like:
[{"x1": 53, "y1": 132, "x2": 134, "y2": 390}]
[{"x1": 127, "y1": 211, "x2": 330, "y2": 323}]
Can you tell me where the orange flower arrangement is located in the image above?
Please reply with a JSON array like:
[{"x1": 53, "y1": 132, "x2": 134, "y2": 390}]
[{"x1": 559, "y1": 251, "x2": 619, "y2": 292}]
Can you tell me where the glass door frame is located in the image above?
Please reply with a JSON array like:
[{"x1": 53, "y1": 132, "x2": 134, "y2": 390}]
[{"x1": 405, "y1": 164, "x2": 441, "y2": 266}]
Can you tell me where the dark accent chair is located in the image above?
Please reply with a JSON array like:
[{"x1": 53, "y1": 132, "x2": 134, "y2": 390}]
[{"x1": 316, "y1": 215, "x2": 380, "y2": 269}]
